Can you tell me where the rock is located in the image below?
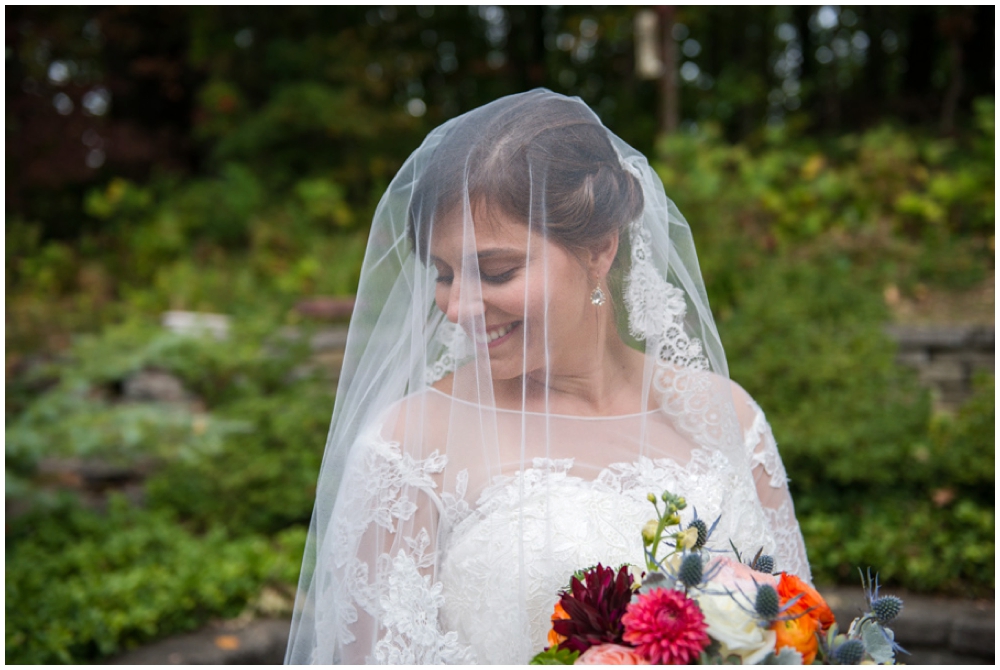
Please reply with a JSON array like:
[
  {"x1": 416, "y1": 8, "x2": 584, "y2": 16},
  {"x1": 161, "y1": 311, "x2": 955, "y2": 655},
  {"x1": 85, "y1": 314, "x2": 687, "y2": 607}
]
[
  {"x1": 294, "y1": 296, "x2": 356, "y2": 321},
  {"x1": 951, "y1": 617, "x2": 995, "y2": 657},
  {"x1": 162, "y1": 311, "x2": 230, "y2": 340},
  {"x1": 309, "y1": 327, "x2": 349, "y2": 352},
  {"x1": 109, "y1": 618, "x2": 290, "y2": 665},
  {"x1": 122, "y1": 370, "x2": 190, "y2": 403}
]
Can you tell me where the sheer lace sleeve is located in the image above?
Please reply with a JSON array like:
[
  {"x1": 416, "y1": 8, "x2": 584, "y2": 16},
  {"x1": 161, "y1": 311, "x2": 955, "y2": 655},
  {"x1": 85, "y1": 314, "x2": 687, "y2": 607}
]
[
  {"x1": 316, "y1": 427, "x2": 475, "y2": 664},
  {"x1": 731, "y1": 385, "x2": 812, "y2": 582}
]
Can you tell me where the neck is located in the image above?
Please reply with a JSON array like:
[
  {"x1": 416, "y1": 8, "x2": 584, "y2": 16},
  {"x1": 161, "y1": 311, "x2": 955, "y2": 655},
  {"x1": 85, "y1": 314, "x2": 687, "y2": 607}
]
[{"x1": 521, "y1": 306, "x2": 640, "y2": 415}]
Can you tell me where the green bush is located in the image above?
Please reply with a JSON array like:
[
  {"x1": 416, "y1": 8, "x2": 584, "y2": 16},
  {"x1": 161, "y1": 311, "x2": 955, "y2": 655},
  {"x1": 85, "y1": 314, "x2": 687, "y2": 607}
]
[
  {"x1": 722, "y1": 255, "x2": 932, "y2": 491},
  {"x1": 803, "y1": 498, "x2": 994, "y2": 596},
  {"x1": 144, "y1": 382, "x2": 331, "y2": 535},
  {"x1": 5, "y1": 496, "x2": 306, "y2": 664}
]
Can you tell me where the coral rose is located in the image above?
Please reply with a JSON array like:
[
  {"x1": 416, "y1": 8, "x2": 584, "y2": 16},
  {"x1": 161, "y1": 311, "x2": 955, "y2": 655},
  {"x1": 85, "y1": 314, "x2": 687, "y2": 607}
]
[
  {"x1": 576, "y1": 643, "x2": 650, "y2": 665},
  {"x1": 770, "y1": 572, "x2": 834, "y2": 664},
  {"x1": 771, "y1": 614, "x2": 819, "y2": 664},
  {"x1": 548, "y1": 601, "x2": 570, "y2": 648},
  {"x1": 776, "y1": 573, "x2": 835, "y2": 632}
]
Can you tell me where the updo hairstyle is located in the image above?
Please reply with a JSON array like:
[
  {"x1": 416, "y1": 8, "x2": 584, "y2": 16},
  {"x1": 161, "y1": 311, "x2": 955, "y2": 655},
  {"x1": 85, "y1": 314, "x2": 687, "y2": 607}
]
[{"x1": 408, "y1": 93, "x2": 644, "y2": 261}]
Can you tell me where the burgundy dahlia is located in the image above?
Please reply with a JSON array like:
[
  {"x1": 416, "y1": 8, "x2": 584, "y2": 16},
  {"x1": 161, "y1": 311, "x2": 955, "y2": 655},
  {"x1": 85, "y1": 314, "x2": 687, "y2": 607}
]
[
  {"x1": 622, "y1": 587, "x2": 710, "y2": 664},
  {"x1": 552, "y1": 564, "x2": 635, "y2": 653}
]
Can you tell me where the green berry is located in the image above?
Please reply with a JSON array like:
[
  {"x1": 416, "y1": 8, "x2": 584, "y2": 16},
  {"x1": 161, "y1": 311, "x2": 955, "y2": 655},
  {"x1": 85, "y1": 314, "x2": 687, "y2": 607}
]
[{"x1": 754, "y1": 584, "x2": 780, "y2": 620}]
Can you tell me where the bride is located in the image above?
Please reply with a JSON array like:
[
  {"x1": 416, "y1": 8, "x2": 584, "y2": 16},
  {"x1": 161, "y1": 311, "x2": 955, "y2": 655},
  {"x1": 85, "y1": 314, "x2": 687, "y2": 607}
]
[{"x1": 285, "y1": 89, "x2": 810, "y2": 664}]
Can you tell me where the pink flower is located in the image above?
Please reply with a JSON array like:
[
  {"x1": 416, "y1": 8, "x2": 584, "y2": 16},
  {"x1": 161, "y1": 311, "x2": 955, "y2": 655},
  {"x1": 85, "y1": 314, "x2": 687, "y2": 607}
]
[
  {"x1": 621, "y1": 588, "x2": 710, "y2": 664},
  {"x1": 576, "y1": 643, "x2": 650, "y2": 665},
  {"x1": 709, "y1": 555, "x2": 779, "y2": 592}
]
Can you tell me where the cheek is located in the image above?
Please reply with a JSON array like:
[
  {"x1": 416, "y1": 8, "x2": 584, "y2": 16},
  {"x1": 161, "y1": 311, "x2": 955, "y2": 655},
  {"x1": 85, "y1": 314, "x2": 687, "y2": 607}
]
[{"x1": 434, "y1": 284, "x2": 448, "y2": 315}]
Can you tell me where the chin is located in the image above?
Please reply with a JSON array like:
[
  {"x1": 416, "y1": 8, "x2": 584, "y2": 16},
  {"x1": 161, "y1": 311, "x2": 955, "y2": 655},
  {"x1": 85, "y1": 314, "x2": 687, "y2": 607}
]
[{"x1": 488, "y1": 362, "x2": 523, "y2": 382}]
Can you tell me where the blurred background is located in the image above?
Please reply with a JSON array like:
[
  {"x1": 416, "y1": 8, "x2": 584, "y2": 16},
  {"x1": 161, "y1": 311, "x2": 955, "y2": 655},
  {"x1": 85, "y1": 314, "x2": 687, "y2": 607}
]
[{"x1": 5, "y1": 5, "x2": 994, "y2": 664}]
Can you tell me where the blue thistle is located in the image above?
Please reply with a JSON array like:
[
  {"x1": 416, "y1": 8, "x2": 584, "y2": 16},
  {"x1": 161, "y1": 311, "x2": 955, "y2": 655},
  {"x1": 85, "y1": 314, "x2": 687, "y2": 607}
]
[
  {"x1": 754, "y1": 584, "x2": 780, "y2": 620},
  {"x1": 687, "y1": 518, "x2": 708, "y2": 550},
  {"x1": 858, "y1": 568, "x2": 908, "y2": 657},
  {"x1": 752, "y1": 553, "x2": 775, "y2": 575},
  {"x1": 678, "y1": 553, "x2": 703, "y2": 588},
  {"x1": 872, "y1": 595, "x2": 903, "y2": 624},
  {"x1": 833, "y1": 639, "x2": 865, "y2": 665}
]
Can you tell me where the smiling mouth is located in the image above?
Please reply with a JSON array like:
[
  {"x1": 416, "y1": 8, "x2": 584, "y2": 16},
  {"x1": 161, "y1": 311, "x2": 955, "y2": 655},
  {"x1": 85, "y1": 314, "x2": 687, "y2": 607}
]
[{"x1": 480, "y1": 321, "x2": 521, "y2": 347}]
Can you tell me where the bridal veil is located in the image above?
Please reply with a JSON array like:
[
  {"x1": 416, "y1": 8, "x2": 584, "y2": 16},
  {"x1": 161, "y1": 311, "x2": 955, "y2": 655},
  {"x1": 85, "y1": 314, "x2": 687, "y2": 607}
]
[{"x1": 285, "y1": 89, "x2": 810, "y2": 664}]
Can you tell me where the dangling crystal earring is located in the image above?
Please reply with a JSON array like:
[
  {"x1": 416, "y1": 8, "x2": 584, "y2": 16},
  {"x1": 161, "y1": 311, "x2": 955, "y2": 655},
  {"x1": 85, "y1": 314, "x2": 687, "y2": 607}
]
[{"x1": 590, "y1": 282, "x2": 606, "y2": 306}]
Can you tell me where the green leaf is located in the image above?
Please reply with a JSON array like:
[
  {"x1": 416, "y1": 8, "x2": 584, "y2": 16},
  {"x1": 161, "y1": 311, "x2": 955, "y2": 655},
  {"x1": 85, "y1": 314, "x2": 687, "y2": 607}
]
[{"x1": 529, "y1": 647, "x2": 581, "y2": 665}]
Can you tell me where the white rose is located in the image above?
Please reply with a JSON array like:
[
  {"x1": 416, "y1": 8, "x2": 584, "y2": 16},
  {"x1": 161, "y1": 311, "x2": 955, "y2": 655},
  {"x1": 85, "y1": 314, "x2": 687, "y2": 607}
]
[{"x1": 697, "y1": 592, "x2": 776, "y2": 665}]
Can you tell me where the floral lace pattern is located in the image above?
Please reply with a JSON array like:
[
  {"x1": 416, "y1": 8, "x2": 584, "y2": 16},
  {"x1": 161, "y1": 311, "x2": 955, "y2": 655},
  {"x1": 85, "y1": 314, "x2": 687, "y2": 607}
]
[
  {"x1": 318, "y1": 428, "x2": 475, "y2": 663},
  {"x1": 745, "y1": 400, "x2": 789, "y2": 489},
  {"x1": 424, "y1": 320, "x2": 471, "y2": 385},
  {"x1": 319, "y1": 403, "x2": 809, "y2": 664}
]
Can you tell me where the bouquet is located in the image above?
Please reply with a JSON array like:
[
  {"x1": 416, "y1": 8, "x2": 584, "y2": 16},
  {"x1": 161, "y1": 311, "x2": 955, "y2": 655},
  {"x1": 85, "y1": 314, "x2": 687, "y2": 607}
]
[{"x1": 530, "y1": 490, "x2": 904, "y2": 665}]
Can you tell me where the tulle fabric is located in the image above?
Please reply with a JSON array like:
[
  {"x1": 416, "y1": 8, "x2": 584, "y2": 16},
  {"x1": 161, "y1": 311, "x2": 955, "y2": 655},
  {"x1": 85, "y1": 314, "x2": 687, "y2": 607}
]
[{"x1": 285, "y1": 89, "x2": 810, "y2": 664}]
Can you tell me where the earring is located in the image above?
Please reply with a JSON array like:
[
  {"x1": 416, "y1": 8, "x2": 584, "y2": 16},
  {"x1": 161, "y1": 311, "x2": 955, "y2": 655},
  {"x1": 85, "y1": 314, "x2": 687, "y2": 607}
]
[{"x1": 590, "y1": 282, "x2": 606, "y2": 306}]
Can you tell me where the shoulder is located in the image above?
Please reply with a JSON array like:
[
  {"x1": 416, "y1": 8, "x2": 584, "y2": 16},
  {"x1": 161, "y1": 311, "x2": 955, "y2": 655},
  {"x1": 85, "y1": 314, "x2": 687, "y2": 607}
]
[
  {"x1": 378, "y1": 384, "x2": 454, "y2": 450},
  {"x1": 727, "y1": 379, "x2": 766, "y2": 439}
]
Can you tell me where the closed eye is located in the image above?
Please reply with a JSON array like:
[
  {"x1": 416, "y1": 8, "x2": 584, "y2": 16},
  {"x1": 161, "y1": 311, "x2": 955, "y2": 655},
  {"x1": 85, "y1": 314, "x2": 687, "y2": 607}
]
[{"x1": 480, "y1": 268, "x2": 517, "y2": 284}]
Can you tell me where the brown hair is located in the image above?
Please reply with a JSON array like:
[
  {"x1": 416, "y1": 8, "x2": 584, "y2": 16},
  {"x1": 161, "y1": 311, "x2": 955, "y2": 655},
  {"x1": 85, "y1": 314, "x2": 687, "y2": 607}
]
[{"x1": 408, "y1": 92, "x2": 644, "y2": 260}]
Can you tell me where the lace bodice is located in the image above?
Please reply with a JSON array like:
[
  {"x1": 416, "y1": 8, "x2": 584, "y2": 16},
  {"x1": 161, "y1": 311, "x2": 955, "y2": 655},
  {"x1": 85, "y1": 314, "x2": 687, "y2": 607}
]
[{"x1": 310, "y1": 398, "x2": 810, "y2": 664}]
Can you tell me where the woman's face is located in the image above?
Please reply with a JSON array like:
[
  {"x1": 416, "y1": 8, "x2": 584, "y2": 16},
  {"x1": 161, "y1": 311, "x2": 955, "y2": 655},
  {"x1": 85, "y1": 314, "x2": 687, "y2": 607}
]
[{"x1": 429, "y1": 209, "x2": 597, "y2": 381}]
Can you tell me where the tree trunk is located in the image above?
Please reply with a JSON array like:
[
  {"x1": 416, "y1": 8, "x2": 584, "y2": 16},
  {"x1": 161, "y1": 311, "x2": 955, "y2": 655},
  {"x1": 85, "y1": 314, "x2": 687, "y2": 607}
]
[{"x1": 657, "y1": 5, "x2": 679, "y2": 134}]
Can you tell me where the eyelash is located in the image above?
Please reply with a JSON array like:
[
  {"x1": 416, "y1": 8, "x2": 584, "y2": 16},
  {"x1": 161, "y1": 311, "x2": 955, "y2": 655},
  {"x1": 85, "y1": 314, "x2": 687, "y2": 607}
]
[{"x1": 435, "y1": 269, "x2": 517, "y2": 285}]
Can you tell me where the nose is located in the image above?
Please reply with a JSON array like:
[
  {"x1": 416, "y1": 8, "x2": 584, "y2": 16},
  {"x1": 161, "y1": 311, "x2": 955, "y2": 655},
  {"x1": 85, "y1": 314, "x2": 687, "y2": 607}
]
[{"x1": 444, "y1": 276, "x2": 484, "y2": 325}]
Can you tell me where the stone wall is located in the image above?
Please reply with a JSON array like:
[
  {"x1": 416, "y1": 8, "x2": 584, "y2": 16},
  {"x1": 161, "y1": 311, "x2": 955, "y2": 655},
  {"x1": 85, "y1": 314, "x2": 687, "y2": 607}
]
[{"x1": 885, "y1": 325, "x2": 995, "y2": 410}]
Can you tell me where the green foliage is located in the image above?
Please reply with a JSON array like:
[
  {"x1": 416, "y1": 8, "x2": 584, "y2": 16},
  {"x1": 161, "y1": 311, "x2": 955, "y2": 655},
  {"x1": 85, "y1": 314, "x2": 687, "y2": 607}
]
[
  {"x1": 529, "y1": 647, "x2": 581, "y2": 665},
  {"x1": 5, "y1": 314, "x2": 328, "y2": 663},
  {"x1": 924, "y1": 374, "x2": 994, "y2": 501},
  {"x1": 802, "y1": 498, "x2": 994, "y2": 596},
  {"x1": 5, "y1": 497, "x2": 305, "y2": 665},
  {"x1": 658, "y1": 118, "x2": 994, "y2": 298},
  {"x1": 144, "y1": 381, "x2": 331, "y2": 535},
  {"x1": 722, "y1": 256, "x2": 932, "y2": 490}
]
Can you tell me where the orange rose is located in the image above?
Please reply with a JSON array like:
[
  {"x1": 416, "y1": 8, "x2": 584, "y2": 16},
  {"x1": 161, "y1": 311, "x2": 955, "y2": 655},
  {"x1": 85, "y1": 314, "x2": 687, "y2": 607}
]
[
  {"x1": 776, "y1": 573, "x2": 835, "y2": 632},
  {"x1": 577, "y1": 643, "x2": 650, "y2": 665},
  {"x1": 771, "y1": 615, "x2": 820, "y2": 664},
  {"x1": 547, "y1": 601, "x2": 570, "y2": 648}
]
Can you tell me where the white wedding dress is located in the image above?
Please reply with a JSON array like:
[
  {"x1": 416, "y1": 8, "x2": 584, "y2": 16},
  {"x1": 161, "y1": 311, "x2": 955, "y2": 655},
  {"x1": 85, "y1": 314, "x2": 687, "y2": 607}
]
[
  {"x1": 285, "y1": 89, "x2": 813, "y2": 666},
  {"x1": 317, "y1": 386, "x2": 810, "y2": 665}
]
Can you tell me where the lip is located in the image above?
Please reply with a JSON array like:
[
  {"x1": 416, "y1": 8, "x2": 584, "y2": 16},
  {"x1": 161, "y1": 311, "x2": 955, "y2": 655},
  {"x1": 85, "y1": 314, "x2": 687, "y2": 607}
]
[{"x1": 483, "y1": 321, "x2": 521, "y2": 349}]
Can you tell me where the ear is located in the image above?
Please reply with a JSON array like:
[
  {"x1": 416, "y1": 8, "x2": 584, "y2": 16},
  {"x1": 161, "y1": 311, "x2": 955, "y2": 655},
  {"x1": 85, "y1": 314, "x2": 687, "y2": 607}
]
[{"x1": 586, "y1": 232, "x2": 620, "y2": 279}]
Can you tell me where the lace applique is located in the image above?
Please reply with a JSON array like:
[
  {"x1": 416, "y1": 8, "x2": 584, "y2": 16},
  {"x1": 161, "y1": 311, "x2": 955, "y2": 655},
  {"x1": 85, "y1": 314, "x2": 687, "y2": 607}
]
[
  {"x1": 623, "y1": 220, "x2": 742, "y2": 454},
  {"x1": 764, "y1": 500, "x2": 812, "y2": 583},
  {"x1": 624, "y1": 220, "x2": 704, "y2": 362},
  {"x1": 373, "y1": 533, "x2": 475, "y2": 664},
  {"x1": 745, "y1": 403, "x2": 789, "y2": 488},
  {"x1": 740, "y1": 401, "x2": 810, "y2": 583},
  {"x1": 424, "y1": 320, "x2": 471, "y2": 384},
  {"x1": 327, "y1": 434, "x2": 475, "y2": 664}
]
